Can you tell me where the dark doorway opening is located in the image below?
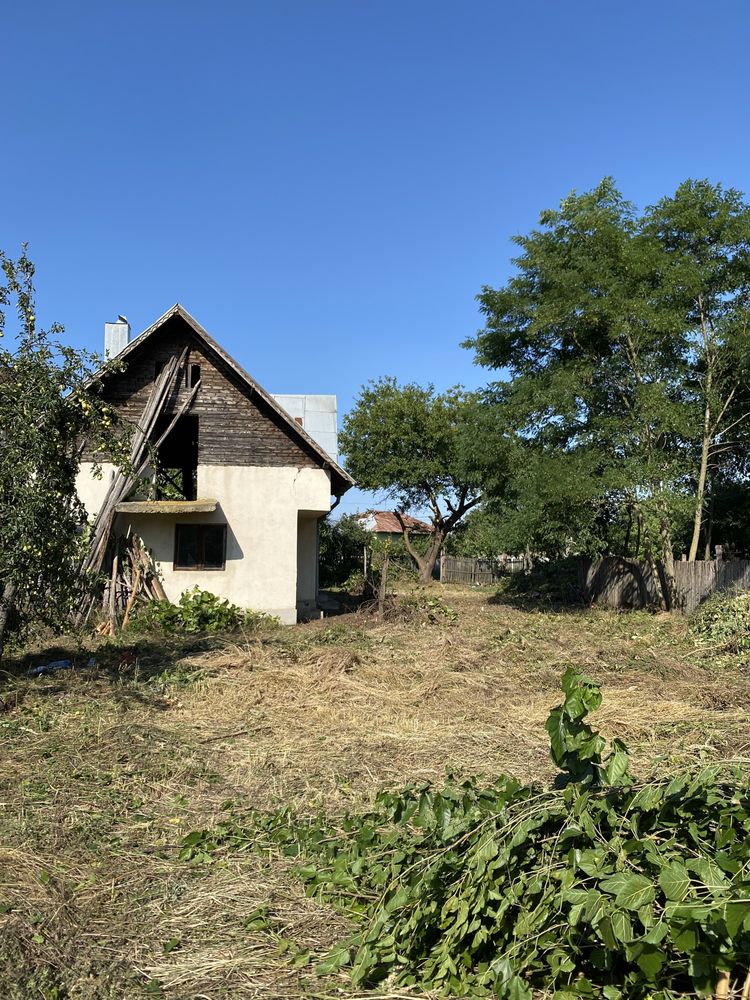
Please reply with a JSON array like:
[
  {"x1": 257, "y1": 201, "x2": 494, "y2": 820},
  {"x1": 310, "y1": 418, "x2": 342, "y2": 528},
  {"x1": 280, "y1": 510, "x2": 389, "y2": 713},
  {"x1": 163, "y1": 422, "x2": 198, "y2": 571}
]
[{"x1": 153, "y1": 414, "x2": 199, "y2": 500}]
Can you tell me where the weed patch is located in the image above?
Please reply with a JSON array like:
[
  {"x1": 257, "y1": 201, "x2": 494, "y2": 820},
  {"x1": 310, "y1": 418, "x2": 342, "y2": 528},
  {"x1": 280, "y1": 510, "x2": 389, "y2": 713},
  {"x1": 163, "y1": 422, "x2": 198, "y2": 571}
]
[{"x1": 691, "y1": 588, "x2": 750, "y2": 654}]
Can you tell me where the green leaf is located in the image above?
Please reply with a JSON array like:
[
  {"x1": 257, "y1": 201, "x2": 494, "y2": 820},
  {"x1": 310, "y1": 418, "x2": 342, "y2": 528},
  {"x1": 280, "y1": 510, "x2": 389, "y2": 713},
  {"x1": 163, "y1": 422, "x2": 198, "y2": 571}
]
[
  {"x1": 243, "y1": 906, "x2": 271, "y2": 932},
  {"x1": 686, "y1": 857, "x2": 729, "y2": 894},
  {"x1": 546, "y1": 707, "x2": 568, "y2": 766},
  {"x1": 644, "y1": 920, "x2": 669, "y2": 945},
  {"x1": 724, "y1": 901, "x2": 750, "y2": 938},
  {"x1": 671, "y1": 921, "x2": 698, "y2": 952},
  {"x1": 598, "y1": 917, "x2": 617, "y2": 951},
  {"x1": 603, "y1": 740, "x2": 630, "y2": 785},
  {"x1": 633, "y1": 942, "x2": 665, "y2": 977},
  {"x1": 315, "y1": 947, "x2": 351, "y2": 976},
  {"x1": 688, "y1": 950, "x2": 715, "y2": 997},
  {"x1": 610, "y1": 908, "x2": 634, "y2": 942},
  {"x1": 162, "y1": 937, "x2": 181, "y2": 955},
  {"x1": 180, "y1": 830, "x2": 205, "y2": 848},
  {"x1": 659, "y1": 862, "x2": 691, "y2": 901},
  {"x1": 599, "y1": 873, "x2": 655, "y2": 910}
]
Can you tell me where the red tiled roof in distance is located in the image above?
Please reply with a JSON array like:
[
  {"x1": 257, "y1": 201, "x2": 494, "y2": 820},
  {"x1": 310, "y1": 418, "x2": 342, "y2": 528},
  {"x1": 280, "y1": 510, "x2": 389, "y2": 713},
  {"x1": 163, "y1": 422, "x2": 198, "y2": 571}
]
[{"x1": 357, "y1": 510, "x2": 434, "y2": 534}]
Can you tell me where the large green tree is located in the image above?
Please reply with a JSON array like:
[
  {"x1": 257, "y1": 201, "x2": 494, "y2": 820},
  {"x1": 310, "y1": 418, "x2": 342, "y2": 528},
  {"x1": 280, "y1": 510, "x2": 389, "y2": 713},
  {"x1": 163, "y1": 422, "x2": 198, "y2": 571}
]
[
  {"x1": 340, "y1": 379, "x2": 509, "y2": 582},
  {"x1": 0, "y1": 248, "x2": 124, "y2": 654},
  {"x1": 468, "y1": 179, "x2": 750, "y2": 607},
  {"x1": 643, "y1": 181, "x2": 750, "y2": 559}
]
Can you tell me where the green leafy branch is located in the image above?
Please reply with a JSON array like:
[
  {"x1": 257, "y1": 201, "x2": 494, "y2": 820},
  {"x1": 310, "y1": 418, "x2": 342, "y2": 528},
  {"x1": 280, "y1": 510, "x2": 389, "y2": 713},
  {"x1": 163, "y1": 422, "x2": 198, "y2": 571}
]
[{"x1": 180, "y1": 669, "x2": 750, "y2": 999}]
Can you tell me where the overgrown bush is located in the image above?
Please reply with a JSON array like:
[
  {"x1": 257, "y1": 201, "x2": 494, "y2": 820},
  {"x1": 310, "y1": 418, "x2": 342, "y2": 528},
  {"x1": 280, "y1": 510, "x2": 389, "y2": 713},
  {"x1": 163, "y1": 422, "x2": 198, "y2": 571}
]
[
  {"x1": 341, "y1": 569, "x2": 366, "y2": 594},
  {"x1": 690, "y1": 587, "x2": 750, "y2": 653},
  {"x1": 182, "y1": 668, "x2": 750, "y2": 999},
  {"x1": 319, "y1": 515, "x2": 370, "y2": 587},
  {"x1": 130, "y1": 587, "x2": 279, "y2": 634}
]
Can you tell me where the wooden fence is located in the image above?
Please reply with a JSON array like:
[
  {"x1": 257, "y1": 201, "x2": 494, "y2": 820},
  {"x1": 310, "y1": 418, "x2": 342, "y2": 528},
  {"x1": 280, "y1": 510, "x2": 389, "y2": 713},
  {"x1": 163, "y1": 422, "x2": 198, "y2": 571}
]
[
  {"x1": 579, "y1": 557, "x2": 750, "y2": 614},
  {"x1": 440, "y1": 554, "x2": 530, "y2": 585}
]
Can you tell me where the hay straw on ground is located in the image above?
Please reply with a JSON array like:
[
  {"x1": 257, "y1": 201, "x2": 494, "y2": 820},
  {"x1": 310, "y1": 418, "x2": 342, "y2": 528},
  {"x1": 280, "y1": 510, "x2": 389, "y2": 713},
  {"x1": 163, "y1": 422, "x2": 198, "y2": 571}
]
[{"x1": 3, "y1": 588, "x2": 750, "y2": 997}]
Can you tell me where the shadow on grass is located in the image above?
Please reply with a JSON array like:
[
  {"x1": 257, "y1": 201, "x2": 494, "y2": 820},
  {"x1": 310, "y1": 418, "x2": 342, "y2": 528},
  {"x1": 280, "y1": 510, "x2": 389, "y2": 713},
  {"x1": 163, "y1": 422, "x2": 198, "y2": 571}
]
[
  {"x1": 487, "y1": 558, "x2": 590, "y2": 615},
  {"x1": 0, "y1": 631, "x2": 257, "y2": 711},
  {"x1": 317, "y1": 588, "x2": 370, "y2": 616}
]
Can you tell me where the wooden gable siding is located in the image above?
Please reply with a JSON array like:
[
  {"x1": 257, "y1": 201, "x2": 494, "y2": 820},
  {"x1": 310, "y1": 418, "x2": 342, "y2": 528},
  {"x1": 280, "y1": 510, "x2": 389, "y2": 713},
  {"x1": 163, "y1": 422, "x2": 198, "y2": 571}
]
[{"x1": 84, "y1": 315, "x2": 322, "y2": 470}]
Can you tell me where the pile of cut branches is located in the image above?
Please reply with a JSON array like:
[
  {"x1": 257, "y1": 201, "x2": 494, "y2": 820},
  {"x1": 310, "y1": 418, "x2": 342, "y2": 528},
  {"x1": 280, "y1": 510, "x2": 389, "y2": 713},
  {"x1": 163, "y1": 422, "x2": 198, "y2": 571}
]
[{"x1": 181, "y1": 668, "x2": 750, "y2": 999}]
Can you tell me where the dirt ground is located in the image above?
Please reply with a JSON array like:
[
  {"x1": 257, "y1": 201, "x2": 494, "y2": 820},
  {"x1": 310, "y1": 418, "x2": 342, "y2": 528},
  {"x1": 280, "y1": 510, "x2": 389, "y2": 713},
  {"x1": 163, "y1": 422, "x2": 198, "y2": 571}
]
[{"x1": 2, "y1": 586, "x2": 750, "y2": 999}]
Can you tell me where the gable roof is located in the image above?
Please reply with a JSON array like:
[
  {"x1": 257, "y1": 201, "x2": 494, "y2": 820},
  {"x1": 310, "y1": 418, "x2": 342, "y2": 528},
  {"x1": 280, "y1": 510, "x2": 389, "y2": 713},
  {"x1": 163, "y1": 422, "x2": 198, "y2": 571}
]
[
  {"x1": 356, "y1": 510, "x2": 434, "y2": 534},
  {"x1": 97, "y1": 303, "x2": 354, "y2": 494}
]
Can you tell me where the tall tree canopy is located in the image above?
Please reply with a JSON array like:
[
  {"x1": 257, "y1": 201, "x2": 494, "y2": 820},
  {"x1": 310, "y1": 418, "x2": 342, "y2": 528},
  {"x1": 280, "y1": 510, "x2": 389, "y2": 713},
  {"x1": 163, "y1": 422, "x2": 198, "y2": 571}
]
[
  {"x1": 467, "y1": 179, "x2": 750, "y2": 607},
  {"x1": 0, "y1": 248, "x2": 124, "y2": 654},
  {"x1": 340, "y1": 378, "x2": 510, "y2": 582}
]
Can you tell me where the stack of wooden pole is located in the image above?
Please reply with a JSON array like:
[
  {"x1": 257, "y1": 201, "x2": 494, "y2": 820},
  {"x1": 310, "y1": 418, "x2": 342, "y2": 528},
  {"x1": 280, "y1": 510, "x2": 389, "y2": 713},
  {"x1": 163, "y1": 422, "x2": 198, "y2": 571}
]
[
  {"x1": 96, "y1": 533, "x2": 169, "y2": 636},
  {"x1": 77, "y1": 348, "x2": 200, "y2": 625}
]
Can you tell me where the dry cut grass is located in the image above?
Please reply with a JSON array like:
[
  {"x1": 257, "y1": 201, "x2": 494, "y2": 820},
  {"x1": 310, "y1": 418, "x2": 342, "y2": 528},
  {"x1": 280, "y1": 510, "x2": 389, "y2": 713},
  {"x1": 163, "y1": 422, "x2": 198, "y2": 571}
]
[{"x1": 2, "y1": 586, "x2": 750, "y2": 998}]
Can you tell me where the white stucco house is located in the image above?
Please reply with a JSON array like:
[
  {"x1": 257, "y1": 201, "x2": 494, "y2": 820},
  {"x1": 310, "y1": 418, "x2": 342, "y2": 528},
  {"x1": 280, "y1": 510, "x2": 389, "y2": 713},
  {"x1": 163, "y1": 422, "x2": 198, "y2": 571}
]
[{"x1": 75, "y1": 304, "x2": 354, "y2": 624}]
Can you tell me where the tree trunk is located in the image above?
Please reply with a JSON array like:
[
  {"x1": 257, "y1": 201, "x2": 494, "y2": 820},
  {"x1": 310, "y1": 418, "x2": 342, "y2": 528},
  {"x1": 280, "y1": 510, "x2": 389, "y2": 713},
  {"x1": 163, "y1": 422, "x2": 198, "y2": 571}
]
[
  {"x1": 659, "y1": 517, "x2": 676, "y2": 611},
  {"x1": 414, "y1": 533, "x2": 446, "y2": 583},
  {"x1": 397, "y1": 515, "x2": 446, "y2": 584},
  {"x1": 623, "y1": 503, "x2": 633, "y2": 558},
  {"x1": 634, "y1": 511, "x2": 641, "y2": 559},
  {"x1": 637, "y1": 508, "x2": 667, "y2": 611},
  {"x1": 704, "y1": 479, "x2": 715, "y2": 561},
  {"x1": 0, "y1": 581, "x2": 18, "y2": 659},
  {"x1": 377, "y1": 551, "x2": 389, "y2": 614},
  {"x1": 641, "y1": 534, "x2": 665, "y2": 611},
  {"x1": 688, "y1": 410, "x2": 712, "y2": 561}
]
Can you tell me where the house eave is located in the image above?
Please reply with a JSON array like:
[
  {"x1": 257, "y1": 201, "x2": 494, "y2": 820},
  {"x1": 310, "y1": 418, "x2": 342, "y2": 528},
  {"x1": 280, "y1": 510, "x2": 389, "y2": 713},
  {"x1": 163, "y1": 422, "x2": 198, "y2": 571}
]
[{"x1": 114, "y1": 499, "x2": 219, "y2": 515}]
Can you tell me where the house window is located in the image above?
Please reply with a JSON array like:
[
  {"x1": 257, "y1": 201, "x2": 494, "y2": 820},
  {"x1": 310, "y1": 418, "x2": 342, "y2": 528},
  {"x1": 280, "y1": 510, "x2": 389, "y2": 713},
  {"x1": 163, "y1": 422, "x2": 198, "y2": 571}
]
[
  {"x1": 153, "y1": 414, "x2": 199, "y2": 501},
  {"x1": 188, "y1": 363, "x2": 201, "y2": 388},
  {"x1": 174, "y1": 524, "x2": 227, "y2": 570}
]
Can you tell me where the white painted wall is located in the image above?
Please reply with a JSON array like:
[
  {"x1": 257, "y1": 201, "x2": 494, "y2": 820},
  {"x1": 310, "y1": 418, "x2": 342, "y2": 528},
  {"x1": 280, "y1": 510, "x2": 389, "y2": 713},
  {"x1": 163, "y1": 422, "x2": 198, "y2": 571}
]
[
  {"x1": 76, "y1": 462, "x2": 118, "y2": 515},
  {"x1": 75, "y1": 463, "x2": 331, "y2": 624}
]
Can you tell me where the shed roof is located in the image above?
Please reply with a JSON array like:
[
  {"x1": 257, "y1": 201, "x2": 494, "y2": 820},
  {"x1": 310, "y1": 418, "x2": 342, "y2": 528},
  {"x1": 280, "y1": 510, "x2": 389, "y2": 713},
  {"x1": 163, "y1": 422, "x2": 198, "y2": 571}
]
[{"x1": 357, "y1": 510, "x2": 434, "y2": 534}]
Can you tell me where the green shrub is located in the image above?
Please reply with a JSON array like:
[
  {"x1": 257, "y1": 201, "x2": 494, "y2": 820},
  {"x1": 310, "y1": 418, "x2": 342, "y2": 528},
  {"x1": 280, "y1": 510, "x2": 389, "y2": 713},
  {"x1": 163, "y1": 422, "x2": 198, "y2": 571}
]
[
  {"x1": 341, "y1": 569, "x2": 366, "y2": 594},
  {"x1": 130, "y1": 587, "x2": 280, "y2": 634},
  {"x1": 319, "y1": 515, "x2": 370, "y2": 587},
  {"x1": 690, "y1": 587, "x2": 750, "y2": 653},
  {"x1": 396, "y1": 592, "x2": 458, "y2": 623}
]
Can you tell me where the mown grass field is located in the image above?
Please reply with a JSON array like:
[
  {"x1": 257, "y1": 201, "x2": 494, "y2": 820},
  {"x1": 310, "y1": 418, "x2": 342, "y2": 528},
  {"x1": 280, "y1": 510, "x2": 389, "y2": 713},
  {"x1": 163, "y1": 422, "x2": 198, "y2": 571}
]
[{"x1": 2, "y1": 586, "x2": 749, "y2": 999}]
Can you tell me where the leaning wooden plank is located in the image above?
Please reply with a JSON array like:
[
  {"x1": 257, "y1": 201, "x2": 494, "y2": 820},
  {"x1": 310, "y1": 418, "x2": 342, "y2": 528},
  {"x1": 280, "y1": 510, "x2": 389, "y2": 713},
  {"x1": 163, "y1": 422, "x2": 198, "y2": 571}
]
[
  {"x1": 76, "y1": 350, "x2": 192, "y2": 620},
  {"x1": 121, "y1": 567, "x2": 142, "y2": 630},
  {"x1": 108, "y1": 553, "x2": 119, "y2": 632}
]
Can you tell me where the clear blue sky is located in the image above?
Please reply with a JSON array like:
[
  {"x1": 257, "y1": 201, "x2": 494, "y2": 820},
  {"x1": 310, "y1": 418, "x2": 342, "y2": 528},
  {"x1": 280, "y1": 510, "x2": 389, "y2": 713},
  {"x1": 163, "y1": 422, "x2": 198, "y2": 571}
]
[{"x1": 4, "y1": 1, "x2": 750, "y2": 513}]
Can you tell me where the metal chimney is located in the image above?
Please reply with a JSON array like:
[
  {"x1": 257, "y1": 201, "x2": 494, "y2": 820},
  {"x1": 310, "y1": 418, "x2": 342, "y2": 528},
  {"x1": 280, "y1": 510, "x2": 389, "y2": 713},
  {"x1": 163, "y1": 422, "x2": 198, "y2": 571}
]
[{"x1": 104, "y1": 315, "x2": 130, "y2": 358}]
